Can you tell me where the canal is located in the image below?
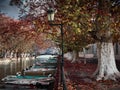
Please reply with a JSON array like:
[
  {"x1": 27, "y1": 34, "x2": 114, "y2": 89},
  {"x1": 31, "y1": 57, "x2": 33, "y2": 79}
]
[{"x1": 0, "y1": 58, "x2": 34, "y2": 80}]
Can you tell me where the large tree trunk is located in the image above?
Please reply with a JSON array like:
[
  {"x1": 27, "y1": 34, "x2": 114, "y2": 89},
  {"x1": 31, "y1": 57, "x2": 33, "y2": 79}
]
[{"x1": 93, "y1": 42, "x2": 120, "y2": 81}]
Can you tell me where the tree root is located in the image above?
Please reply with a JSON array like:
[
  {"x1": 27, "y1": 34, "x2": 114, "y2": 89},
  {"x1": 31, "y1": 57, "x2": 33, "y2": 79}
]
[{"x1": 93, "y1": 72, "x2": 120, "y2": 81}]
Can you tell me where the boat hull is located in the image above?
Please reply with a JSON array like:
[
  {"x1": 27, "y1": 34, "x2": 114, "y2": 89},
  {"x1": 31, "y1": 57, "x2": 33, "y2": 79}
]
[{"x1": 1, "y1": 75, "x2": 55, "y2": 89}]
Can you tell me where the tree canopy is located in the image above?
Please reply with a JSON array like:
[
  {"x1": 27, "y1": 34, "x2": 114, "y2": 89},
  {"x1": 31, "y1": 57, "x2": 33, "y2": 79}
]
[{"x1": 9, "y1": 0, "x2": 120, "y2": 52}]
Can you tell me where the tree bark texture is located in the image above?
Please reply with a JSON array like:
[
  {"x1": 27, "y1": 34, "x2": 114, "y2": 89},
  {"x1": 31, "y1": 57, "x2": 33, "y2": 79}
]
[{"x1": 93, "y1": 42, "x2": 120, "y2": 81}]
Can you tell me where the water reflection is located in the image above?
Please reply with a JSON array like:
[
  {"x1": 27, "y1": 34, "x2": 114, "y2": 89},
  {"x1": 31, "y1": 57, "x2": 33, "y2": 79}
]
[{"x1": 0, "y1": 58, "x2": 34, "y2": 80}]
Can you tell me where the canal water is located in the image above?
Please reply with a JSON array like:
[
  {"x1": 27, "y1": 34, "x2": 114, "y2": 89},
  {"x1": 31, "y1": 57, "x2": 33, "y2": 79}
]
[{"x1": 0, "y1": 58, "x2": 34, "y2": 80}]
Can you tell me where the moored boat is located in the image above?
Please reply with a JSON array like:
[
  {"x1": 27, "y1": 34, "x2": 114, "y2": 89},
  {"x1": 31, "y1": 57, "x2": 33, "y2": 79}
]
[
  {"x1": 24, "y1": 68, "x2": 56, "y2": 76},
  {"x1": 1, "y1": 75, "x2": 55, "y2": 89},
  {"x1": 34, "y1": 57, "x2": 58, "y2": 67},
  {"x1": 1, "y1": 54, "x2": 58, "y2": 90}
]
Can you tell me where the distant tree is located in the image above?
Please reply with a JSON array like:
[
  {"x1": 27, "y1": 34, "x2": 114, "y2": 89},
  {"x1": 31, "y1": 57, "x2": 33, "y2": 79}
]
[
  {"x1": 0, "y1": 14, "x2": 34, "y2": 58},
  {"x1": 0, "y1": 14, "x2": 15, "y2": 57}
]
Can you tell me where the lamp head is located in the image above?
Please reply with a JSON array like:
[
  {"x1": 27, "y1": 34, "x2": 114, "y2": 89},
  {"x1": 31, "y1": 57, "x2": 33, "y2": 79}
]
[{"x1": 47, "y1": 8, "x2": 55, "y2": 22}]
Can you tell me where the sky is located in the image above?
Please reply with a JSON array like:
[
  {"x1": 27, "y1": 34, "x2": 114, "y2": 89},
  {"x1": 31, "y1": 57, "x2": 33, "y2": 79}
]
[{"x1": 0, "y1": 0, "x2": 19, "y2": 19}]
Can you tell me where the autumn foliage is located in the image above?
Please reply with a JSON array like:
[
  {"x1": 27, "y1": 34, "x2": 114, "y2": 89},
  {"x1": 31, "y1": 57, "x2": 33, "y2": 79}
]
[
  {"x1": 62, "y1": 59, "x2": 120, "y2": 90},
  {"x1": 0, "y1": 13, "x2": 52, "y2": 58}
]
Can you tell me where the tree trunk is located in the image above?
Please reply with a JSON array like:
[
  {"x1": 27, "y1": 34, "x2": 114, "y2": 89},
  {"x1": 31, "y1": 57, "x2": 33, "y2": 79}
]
[
  {"x1": 71, "y1": 50, "x2": 79, "y2": 63},
  {"x1": 83, "y1": 48, "x2": 87, "y2": 64},
  {"x1": 93, "y1": 42, "x2": 120, "y2": 81},
  {"x1": 10, "y1": 51, "x2": 13, "y2": 59}
]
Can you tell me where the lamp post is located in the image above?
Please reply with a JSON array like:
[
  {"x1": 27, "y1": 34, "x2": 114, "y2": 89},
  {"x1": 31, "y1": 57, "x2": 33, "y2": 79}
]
[{"x1": 47, "y1": 8, "x2": 66, "y2": 89}]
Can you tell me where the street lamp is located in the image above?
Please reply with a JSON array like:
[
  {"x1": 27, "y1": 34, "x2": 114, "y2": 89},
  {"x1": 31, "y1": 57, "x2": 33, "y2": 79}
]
[{"x1": 47, "y1": 8, "x2": 66, "y2": 89}]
